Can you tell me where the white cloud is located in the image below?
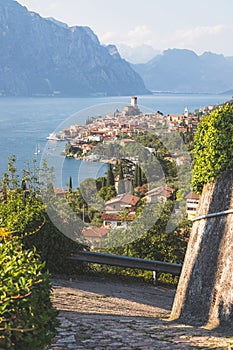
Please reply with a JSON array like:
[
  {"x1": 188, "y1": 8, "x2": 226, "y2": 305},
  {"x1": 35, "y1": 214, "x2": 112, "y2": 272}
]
[
  {"x1": 101, "y1": 25, "x2": 153, "y2": 47},
  {"x1": 101, "y1": 31, "x2": 118, "y2": 43},
  {"x1": 168, "y1": 24, "x2": 233, "y2": 55},
  {"x1": 177, "y1": 25, "x2": 226, "y2": 41},
  {"x1": 128, "y1": 25, "x2": 152, "y2": 39},
  {"x1": 47, "y1": 3, "x2": 60, "y2": 11}
]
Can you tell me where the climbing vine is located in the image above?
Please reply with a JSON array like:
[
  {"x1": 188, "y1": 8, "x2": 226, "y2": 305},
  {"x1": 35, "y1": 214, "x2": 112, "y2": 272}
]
[{"x1": 192, "y1": 104, "x2": 233, "y2": 193}]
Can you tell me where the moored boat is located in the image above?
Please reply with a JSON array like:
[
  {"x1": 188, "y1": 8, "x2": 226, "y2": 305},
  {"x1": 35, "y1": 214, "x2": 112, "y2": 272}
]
[{"x1": 46, "y1": 133, "x2": 62, "y2": 141}]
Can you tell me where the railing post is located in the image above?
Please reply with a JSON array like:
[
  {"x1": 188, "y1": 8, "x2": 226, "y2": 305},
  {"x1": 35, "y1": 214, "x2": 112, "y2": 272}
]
[{"x1": 153, "y1": 270, "x2": 159, "y2": 285}]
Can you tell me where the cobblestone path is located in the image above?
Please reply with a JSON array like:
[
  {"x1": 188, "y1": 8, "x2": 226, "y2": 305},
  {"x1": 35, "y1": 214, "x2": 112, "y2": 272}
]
[{"x1": 46, "y1": 276, "x2": 233, "y2": 350}]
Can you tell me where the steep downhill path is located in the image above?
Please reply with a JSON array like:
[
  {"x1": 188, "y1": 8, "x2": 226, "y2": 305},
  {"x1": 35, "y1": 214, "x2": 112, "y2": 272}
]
[{"x1": 46, "y1": 276, "x2": 233, "y2": 349}]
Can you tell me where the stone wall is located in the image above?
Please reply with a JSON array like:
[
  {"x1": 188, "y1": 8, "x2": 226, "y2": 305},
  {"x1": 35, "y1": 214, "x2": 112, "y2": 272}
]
[{"x1": 170, "y1": 169, "x2": 233, "y2": 328}]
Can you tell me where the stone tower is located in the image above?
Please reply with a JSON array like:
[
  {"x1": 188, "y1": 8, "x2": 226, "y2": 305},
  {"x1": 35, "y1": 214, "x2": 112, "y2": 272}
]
[
  {"x1": 131, "y1": 96, "x2": 137, "y2": 107},
  {"x1": 170, "y1": 169, "x2": 233, "y2": 329}
]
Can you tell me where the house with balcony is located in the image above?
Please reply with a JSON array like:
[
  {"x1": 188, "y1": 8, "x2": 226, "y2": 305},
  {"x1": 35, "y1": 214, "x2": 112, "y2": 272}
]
[
  {"x1": 102, "y1": 212, "x2": 136, "y2": 229},
  {"x1": 185, "y1": 192, "x2": 200, "y2": 219},
  {"x1": 82, "y1": 227, "x2": 109, "y2": 248},
  {"x1": 103, "y1": 193, "x2": 140, "y2": 213},
  {"x1": 145, "y1": 185, "x2": 175, "y2": 203}
]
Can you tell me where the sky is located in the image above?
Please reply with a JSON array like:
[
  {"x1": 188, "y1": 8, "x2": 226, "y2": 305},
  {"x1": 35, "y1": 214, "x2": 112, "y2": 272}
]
[{"x1": 16, "y1": 0, "x2": 233, "y2": 58}]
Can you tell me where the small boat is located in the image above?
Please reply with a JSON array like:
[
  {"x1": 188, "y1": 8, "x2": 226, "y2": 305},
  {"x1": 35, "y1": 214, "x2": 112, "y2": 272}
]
[
  {"x1": 46, "y1": 133, "x2": 62, "y2": 141},
  {"x1": 34, "y1": 144, "x2": 41, "y2": 155}
]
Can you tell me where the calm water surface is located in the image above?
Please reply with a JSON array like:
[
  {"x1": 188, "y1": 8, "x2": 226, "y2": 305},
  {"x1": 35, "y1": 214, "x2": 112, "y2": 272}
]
[{"x1": 0, "y1": 94, "x2": 231, "y2": 187}]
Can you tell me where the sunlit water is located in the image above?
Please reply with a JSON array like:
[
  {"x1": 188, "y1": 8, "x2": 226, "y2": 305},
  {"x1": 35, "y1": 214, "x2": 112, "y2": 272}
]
[{"x1": 0, "y1": 93, "x2": 231, "y2": 188}]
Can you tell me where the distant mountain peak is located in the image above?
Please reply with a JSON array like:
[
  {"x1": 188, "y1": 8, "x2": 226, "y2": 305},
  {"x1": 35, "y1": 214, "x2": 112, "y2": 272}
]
[
  {"x1": 46, "y1": 17, "x2": 69, "y2": 29},
  {"x1": 106, "y1": 45, "x2": 121, "y2": 60},
  {"x1": 132, "y1": 48, "x2": 233, "y2": 94},
  {"x1": 162, "y1": 48, "x2": 198, "y2": 57},
  {"x1": 0, "y1": 0, "x2": 148, "y2": 96}
]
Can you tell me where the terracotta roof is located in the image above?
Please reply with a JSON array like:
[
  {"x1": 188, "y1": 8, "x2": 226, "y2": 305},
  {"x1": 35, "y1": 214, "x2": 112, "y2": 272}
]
[
  {"x1": 102, "y1": 212, "x2": 136, "y2": 222},
  {"x1": 121, "y1": 193, "x2": 140, "y2": 205},
  {"x1": 54, "y1": 188, "x2": 69, "y2": 196},
  {"x1": 106, "y1": 193, "x2": 140, "y2": 206},
  {"x1": 185, "y1": 192, "x2": 200, "y2": 200},
  {"x1": 146, "y1": 186, "x2": 175, "y2": 199},
  {"x1": 82, "y1": 227, "x2": 109, "y2": 238}
]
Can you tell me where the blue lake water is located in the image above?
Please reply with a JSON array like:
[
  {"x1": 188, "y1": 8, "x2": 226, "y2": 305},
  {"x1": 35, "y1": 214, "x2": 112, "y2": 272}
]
[{"x1": 0, "y1": 93, "x2": 232, "y2": 188}]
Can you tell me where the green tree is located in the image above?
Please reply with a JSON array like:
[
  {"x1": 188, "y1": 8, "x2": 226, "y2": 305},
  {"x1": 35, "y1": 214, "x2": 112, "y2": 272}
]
[
  {"x1": 105, "y1": 201, "x2": 191, "y2": 281},
  {"x1": 96, "y1": 176, "x2": 106, "y2": 191},
  {"x1": 0, "y1": 157, "x2": 84, "y2": 273},
  {"x1": 98, "y1": 185, "x2": 116, "y2": 201},
  {"x1": 134, "y1": 164, "x2": 139, "y2": 187},
  {"x1": 68, "y1": 176, "x2": 73, "y2": 193},
  {"x1": 134, "y1": 163, "x2": 143, "y2": 187},
  {"x1": 106, "y1": 164, "x2": 115, "y2": 187},
  {"x1": 118, "y1": 163, "x2": 125, "y2": 194},
  {"x1": 192, "y1": 104, "x2": 233, "y2": 193}
]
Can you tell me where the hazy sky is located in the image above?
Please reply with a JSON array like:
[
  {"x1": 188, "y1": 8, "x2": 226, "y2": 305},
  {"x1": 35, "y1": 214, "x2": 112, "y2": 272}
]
[{"x1": 17, "y1": 0, "x2": 233, "y2": 56}]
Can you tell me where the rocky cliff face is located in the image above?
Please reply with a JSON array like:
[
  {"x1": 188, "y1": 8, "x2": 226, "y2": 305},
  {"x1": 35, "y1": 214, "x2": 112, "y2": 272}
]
[{"x1": 0, "y1": 0, "x2": 148, "y2": 97}]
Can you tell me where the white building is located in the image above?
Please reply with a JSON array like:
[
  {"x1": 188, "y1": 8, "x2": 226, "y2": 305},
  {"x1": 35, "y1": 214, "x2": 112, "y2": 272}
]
[{"x1": 185, "y1": 192, "x2": 200, "y2": 219}]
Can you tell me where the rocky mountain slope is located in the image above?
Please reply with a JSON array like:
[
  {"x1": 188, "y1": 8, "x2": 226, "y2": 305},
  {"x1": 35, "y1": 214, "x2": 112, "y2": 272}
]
[
  {"x1": 133, "y1": 49, "x2": 233, "y2": 93},
  {"x1": 0, "y1": 0, "x2": 148, "y2": 97}
]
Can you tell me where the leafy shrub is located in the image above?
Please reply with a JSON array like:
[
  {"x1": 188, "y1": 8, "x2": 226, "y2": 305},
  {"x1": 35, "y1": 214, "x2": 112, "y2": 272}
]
[
  {"x1": 192, "y1": 104, "x2": 233, "y2": 193},
  {"x1": 23, "y1": 216, "x2": 86, "y2": 274},
  {"x1": 0, "y1": 156, "x2": 86, "y2": 275},
  {"x1": 0, "y1": 238, "x2": 58, "y2": 350}
]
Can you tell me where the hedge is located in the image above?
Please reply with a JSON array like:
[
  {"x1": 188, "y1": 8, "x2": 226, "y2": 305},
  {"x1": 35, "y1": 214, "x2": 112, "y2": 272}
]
[{"x1": 0, "y1": 238, "x2": 58, "y2": 350}]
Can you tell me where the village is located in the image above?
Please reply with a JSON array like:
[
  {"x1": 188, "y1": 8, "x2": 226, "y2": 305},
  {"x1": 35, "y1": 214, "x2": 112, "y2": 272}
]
[
  {"x1": 57, "y1": 96, "x2": 205, "y2": 160},
  {"x1": 48, "y1": 97, "x2": 218, "y2": 248}
]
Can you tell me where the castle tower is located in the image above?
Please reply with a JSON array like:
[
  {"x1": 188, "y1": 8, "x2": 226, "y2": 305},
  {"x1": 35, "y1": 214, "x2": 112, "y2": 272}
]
[{"x1": 131, "y1": 96, "x2": 137, "y2": 107}]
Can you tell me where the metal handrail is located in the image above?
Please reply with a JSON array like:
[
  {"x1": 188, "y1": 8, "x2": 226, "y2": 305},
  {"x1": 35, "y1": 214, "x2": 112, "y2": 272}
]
[
  {"x1": 68, "y1": 251, "x2": 182, "y2": 282},
  {"x1": 192, "y1": 208, "x2": 233, "y2": 222}
]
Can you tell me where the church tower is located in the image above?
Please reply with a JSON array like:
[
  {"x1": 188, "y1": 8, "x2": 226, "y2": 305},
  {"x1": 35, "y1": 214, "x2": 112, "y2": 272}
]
[{"x1": 184, "y1": 106, "x2": 189, "y2": 118}]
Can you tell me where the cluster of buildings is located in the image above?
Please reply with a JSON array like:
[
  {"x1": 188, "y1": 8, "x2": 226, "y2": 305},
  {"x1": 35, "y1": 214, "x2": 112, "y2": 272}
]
[
  {"x1": 51, "y1": 97, "x2": 204, "y2": 247},
  {"x1": 165, "y1": 107, "x2": 200, "y2": 133},
  {"x1": 54, "y1": 183, "x2": 200, "y2": 248},
  {"x1": 91, "y1": 190, "x2": 199, "y2": 247},
  {"x1": 81, "y1": 189, "x2": 173, "y2": 248},
  {"x1": 51, "y1": 96, "x2": 202, "y2": 161}
]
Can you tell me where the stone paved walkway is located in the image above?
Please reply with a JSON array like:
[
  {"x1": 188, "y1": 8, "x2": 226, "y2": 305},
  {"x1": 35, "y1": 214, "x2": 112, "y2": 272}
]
[{"x1": 46, "y1": 276, "x2": 233, "y2": 350}]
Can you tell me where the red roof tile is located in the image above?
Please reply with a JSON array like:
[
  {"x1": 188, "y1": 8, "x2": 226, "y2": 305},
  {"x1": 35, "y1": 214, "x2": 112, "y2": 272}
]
[
  {"x1": 82, "y1": 227, "x2": 109, "y2": 238},
  {"x1": 106, "y1": 193, "x2": 140, "y2": 206},
  {"x1": 102, "y1": 212, "x2": 136, "y2": 222},
  {"x1": 185, "y1": 192, "x2": 200, "y2": 200}
]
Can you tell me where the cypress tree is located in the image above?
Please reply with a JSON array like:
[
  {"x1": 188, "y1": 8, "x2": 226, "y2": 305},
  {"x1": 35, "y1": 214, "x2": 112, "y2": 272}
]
[
  {"x1": 118, "y1": 163, "x2": 125, "y2": 194},
  {"x1": 21, "y1": 178, "x2": 27, "y2": 191},
  {"x1": 138, "y1": 164, "x2": 143, "y2": 187},
  {"x1": 134, "y1": 164, "x2": 139, "y2": 187},
  {"x1": 102, "y1": 176, "x2": 107, "y2": 187},
  {"x1": 69, "y1": 176, "x2": 73, "y2": 193},
  {"x1": 106, "y1": 164, "x2": 115, "y2": 186},
  {"x1": 134, "y1": 163, "x2": 142, "y2": 187}
]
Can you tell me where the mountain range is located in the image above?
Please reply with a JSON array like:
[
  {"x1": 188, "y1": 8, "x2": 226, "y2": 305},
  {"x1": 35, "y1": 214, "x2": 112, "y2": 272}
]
[
  {"x1": 1, "y1": 0, "x2": 233, "y2": 96},
  {"x1": 117, "y1": 44, "x2": 161, "y2": 64},
  {"x1": 0, "y1": 0, "x2": 148, "y2": 97},
  {"x1": 132, "y1": 49, "x2": 233, "y2": 94}
]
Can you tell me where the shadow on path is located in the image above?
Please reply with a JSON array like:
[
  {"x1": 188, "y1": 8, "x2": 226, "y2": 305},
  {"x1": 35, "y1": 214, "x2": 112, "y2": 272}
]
[{"x1": 52, "y1": 274, "x2": 175, "y2": 312}]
